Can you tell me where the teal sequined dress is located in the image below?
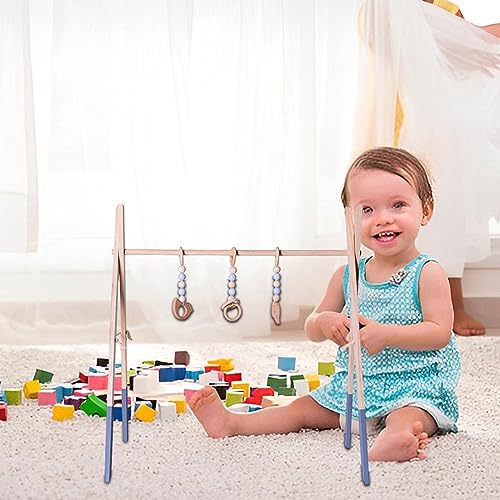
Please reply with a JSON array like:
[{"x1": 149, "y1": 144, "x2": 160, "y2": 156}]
[{"x1": 311, "y1": 254, "x2": 461, "y2": 432}]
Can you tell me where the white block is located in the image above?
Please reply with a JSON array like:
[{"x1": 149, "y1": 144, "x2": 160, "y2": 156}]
[
  {"x1": 197, "y1": 371, "x2": 220, "y2": 385},
  {"x1": 159, "y1": 401, "x2": 177, "y2": 422},
  {"x1": 293, "y1": 379, "x2": 310, "y2": 396},
  {"x1": 228, "y1": 403, "x2": 249, "y2": 413},
  {"x1": 133, "y1": 373, "x2": 158, "y2": 393}
]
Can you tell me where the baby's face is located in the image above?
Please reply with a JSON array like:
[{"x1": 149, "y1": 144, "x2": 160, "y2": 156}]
[{"x1": 347, "y1": 169, "x2": 430, "y2": 258}]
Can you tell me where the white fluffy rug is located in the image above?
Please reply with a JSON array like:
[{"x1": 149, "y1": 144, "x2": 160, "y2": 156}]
[{"x1": 1, "y1": 337, "x2": 499, "y2": 500}]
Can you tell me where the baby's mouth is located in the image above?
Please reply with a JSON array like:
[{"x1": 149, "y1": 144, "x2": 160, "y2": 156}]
[{"x1": 374, "y1": 231, "x2": 400, "y2": 242}]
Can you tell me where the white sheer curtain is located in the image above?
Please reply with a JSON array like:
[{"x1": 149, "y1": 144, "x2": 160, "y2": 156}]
[
  {"x1": 0, "y1": 0, "x2": 362, "y2": 343},
  {"x1": 0, "y1": 0, "x2": 38, "y2": 253},
  {"x1": 353, "y1": 0, "x2": 500, "y2": 277}
]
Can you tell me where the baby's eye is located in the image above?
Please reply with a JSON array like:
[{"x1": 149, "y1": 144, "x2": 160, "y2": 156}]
[
  {"x1": 393, "y1": 201, "x2": 405, "y2": 209},
  {"x1": 362, "y1": 206, "x2": 372, "y2": 214}
]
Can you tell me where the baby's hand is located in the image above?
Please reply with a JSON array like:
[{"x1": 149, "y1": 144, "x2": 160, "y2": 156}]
[
  {"x1": 316, "y1": 311, "x2": 351, "y2": 347},
  {"x1": 358, "y1": 314, "x2": 387, "y2": 355}
]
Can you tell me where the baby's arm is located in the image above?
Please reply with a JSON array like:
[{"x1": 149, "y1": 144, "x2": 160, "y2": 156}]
[
  {"x1": 361, "y1": 261, "x2": 453, "y2": 353},
  {"x1": 305, "y1": 265, "x2": 351, "y2": 347}
]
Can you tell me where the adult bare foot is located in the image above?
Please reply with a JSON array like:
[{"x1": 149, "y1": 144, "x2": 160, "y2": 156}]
[
  {"x1": 188, "y1": 386, "x2": 233, "y2": 438},
  {"x1": 453, "y1": 309, "x2": 486, "y2": 336},
  {"x1": 368, "y1": 421, "x2": 429, "y2": 462}
]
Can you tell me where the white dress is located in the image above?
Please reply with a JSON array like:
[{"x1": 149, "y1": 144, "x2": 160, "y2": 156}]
[{"x1": 352, "y1": 0, "x2": 500, "y2": 277}]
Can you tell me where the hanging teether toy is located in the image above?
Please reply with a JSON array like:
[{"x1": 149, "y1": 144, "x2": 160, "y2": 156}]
[
  {"x1": 171, "y1": 247, "x2": 194, "y2": 321},
  {"x1": 221, "y1": 247, "x2": 243, "y2": 322},
  {"x1": 271, "y1": 247, "x2": 282, "y2": 325}
]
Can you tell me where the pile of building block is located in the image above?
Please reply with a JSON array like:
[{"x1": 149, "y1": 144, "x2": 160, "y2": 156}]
[{"x1": 0, "y1": 351, "x2": 335, "y2": 424}]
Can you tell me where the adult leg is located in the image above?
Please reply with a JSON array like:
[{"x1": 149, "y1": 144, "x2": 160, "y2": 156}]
[
  {"x1": 482, "y1": 23, "x2": 500, "y2": 38},
  {"x1": 449, "y1": 278, "x2": 486, "y2": 336},
  {"x1": 189, "y1": 386, "x2": 340, "y2": 438},
  {"x1": 368, "y1": 406, "x2": 436, "y2": 462}
]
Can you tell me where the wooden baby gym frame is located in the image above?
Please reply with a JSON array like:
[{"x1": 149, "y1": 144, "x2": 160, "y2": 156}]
[{"x1": 104, "y1": 204, "x2": 370, "y2": 486}]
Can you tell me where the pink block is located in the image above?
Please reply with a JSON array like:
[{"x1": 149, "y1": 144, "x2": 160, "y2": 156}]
[
  {"x1": 114, "y1": 375, "x2": 121, "y2": 391},
  {"x1": 183, "y1": 388, "x2": 197, "y2": 403},
  {"x1": 87, "y1": 374, "x2": 107, "y2": 391},
  {"x1": 37, "y1": 390, "x2": 57, "y2": 406}
]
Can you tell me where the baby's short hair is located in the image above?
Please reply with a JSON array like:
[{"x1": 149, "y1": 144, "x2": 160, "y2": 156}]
[{"x1": 341, "y1": 147, "x2": 434, "y2": 208}]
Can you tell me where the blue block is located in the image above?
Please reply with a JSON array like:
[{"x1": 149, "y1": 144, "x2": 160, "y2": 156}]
[
  {"x1": 277, "y1": 356, "x2": 296, "y2": 372},
  {"x1": 48, "y1": 385, "x2": 64, "y2": 403},
  {"x1": 113, "y1": 403, "x2": 132, "y2": 422},
  {"x1": 185, "y1": 368, "x2": 204, "y2": 382},
  {"x1": 172, "y1": 365, "x2": 186, "y2": 381},
  {"x1": 159, "y1": 367, "x2": 175, "y2": 382},
  {"x1": 61, "y1": 383, "x2": 74, "y2": 397},
  {"x1": 248, "y1": 404, "x2": 262, "y2": 413}
]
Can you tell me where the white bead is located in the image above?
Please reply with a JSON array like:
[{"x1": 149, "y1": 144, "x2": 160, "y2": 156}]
[
  {"x1": 273, "y1": 295, "x2": 280, "y2": 302},
  {"x1": 273, "y1": 266, "x2": 281, "y2": 273},
  {"x1": 273, "y1": 280, "x2": 280, "y2": 287},
  {"x1": 178, "y1": 265, "x2": 186, "y2": 272},
  {"x1": 178, "y1": 281, "x2": 186, "y2": 288},
  {"x1": 229, "y1": 266, "x2": 237, "y2": 273},
  {"x1": 178, "y1": 296, "x2": 186, "y2": 303},
  {"x1": 228, "y1": 281, "x2": 236, "y2": 288}
]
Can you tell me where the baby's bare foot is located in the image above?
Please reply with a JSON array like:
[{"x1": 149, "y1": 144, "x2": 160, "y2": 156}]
[
  {"x1": 188, "y1": 386, "x2": 233, "y2": 438},
  {"x1": 453, "y1": 309, "x2": 486, "y2": 336},
  {"x1": 368, "y1": 421, "x2": 428, "y2": 462}
]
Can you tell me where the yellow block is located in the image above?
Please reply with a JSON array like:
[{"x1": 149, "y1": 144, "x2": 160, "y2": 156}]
[
  {"x1": 167, "y1": 396, "x2": 187, "y2": 414},
  {"x1": 23, "y1": 380, "x2": 42, "y2": 399},
  {"x1": 135, "y1": 403, "x2": 157, "y2": 422},
  {"x1": 207, "y1": 358, "x2": 234, "y2": 372},
  {"x1": 231, "y1": 381, "x2": 250, "y2": 399},
  {"x1": 52, "y1": 404, "x2": 75, "y2": 421},
  {"x1": 305, "y1": 374, "x2": 320, "y2": 391}
]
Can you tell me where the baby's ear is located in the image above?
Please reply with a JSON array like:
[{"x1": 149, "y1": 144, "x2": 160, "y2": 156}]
[{"x1": 421, "y1": 200, "x2": 434, "y2": 226}]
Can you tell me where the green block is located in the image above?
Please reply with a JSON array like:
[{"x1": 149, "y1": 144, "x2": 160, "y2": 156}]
[
  {"x1": 276, "y1": 386, "x2": 296, "y2": 396},
  {"x1": 225, "y1": 389, "x2": 244, "y2": 407},
  {"x1": 5, "y1": 389, "x2": 22, "y2": 405},
  {"x1": 142, "y1": 360, "x2": 155, "y2": 367},
  {"x1": 290, "y1": 374, "x2": 305, "y2": 388},
  {"x1": 34, "y1": 369, "x2": 54, "y2": 384},
  {"x1": 266, "y1": 374, "x2": 287, "y2": 391},
  {"x1": 318, "y1": 361, "x2": 335, "y2": 376},
  {"x1": 80, "y1": 394, "x2": 107, "y2": 417}
]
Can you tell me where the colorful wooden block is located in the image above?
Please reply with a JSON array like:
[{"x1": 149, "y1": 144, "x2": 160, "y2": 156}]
[
  {"x1": 277, "y1": 356, "x2": 296, "y2": 372},
  {"x1": 223, "y1": 372, "x2": 242, "y2": 384},
  {"x1": 135, "y1": 403, "x2": 157, "y2": 422},
  {"x1": 266, "y1": 374, "x2": 287, "y2": 391},
  {"x1": 112, "y1": 403, "x2": 132, "y2": 422},
  {"x1": 0, "y1": 403, "x2": 8, "y2": 421},
  {"x1": 172, "y1": 365, "x2": 187, "y2": 381},
  {"x1": 37, "y1": 390, "x2": 57, "y2": 406},
  {"x1": 209, "y1": 382, "x2": 230, "y2": 400},
  {"x1": 33, "y1": 369, "x2": 53, "y2": 384},
  {"x1": 198, "y1": 371, "x2": 221, "y2": 385},
  {"x1": 23, "y1": 380, "x2": 42, "y2": 399},
  {"x1": 305, "y1": 374, "x2": 320, "y2": 391},
  {"x1": 248, "y1": 387, "x2": 275, "y2": 405},
  {"x1": 276, "y1": 386, "x2": 296, "y2": 396},
  {"x1": 158, "y1": 367, "x2": 175, "y2": 382},
  {"x1": 52, "y1": 404, "x2": 75, "y2": 421},
  {"x1": 61, "y1": 383, "x2": 74, "y2": 397},
  {"x1": 231, "y1": 381, "x2": 250, "y2": 399},
  {"x1": 87, "y1": 373, "x2": 108, "y2": 391},
  {"x1": 158, "y1": 401, "x2": 177, "y2": 422},
  {"x1": 63, "y1": 396, "x2": 85, "y2": 410},
  {"x1": 80, "y1": 394, "x2": 107, "y2": 417},
  {"x1": 207, "y1": 357, "x2": 235, "y2": 372},
  {"x1": 290, "y1": 374, "x2": 306, "y2": 388},
  {"x1": 167, "y1": 395, "x2": 187, "y2": 414},
  {"x1": 5, "y1": 389, "x2": 23, "y2": 406},
  {"x1": 318, "y1": 361, "x2": 335, "y2": 376},
  {"x1": 261, "y1": 395, "x2": 298, "y2": 408},
  {"x1": 228, "y1": 403, "x2": 249, "y2": 413},
  {"x1": 225, "y1": 389, "x2": 244, "y2": 407},
  {"x1": 292, "y1": 378, "x2": 310, "y2": 396},
  {"x1": 185, "y1": 368, "x2": 204, "y2": 382},
  {"x1": 204, "y1": 364, "x2": 221, "y2": 373},
  {"x1": 174, "y1": 351, "x2": 191, "y2": 366},
  {"x1": 96, "y1": 357, "x2": 109, "y2": 367}
]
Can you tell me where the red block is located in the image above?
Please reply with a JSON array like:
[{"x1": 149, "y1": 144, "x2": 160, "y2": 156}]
[
  {"x1": 0, "y1": 404, "x2": 7, "y2": 421},
  {"x1": 250, "y1": 387, "x2": 275, "y2": 404},
  {"x1": 223, "y1": 372, "x2": 242, "y2": 384},
  {"x1": 79, "y1": 372, "x2": 88, "y2": 383},
  {"x1": 204, "y1": 365, "x2": 221, "y2": 373}
]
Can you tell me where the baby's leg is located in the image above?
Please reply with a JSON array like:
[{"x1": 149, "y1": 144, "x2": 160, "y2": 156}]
[
  {"x1": 368, "y1": 406, "x2": 436, "y2": 462},
  {"x1": 189, "y1": 386, "x2": 340, "y2": 438}
]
